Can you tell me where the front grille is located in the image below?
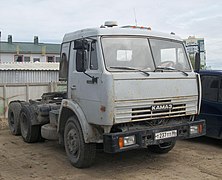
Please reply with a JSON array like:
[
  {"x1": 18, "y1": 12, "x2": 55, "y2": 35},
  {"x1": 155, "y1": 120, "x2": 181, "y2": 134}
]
[
  {"x1": 114, "y1": 96, "x2": 197, "y2": 123},
  {"x1": 131, "y1": 103, "x2": 186, "y2": 120}
]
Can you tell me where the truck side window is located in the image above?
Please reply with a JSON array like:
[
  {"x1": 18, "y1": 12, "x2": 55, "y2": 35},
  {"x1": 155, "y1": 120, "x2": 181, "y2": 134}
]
[
  {"x1": 59, "y1": 42, "x2": 70, "y2": 81},
  {"x1": 90, "y1": 42, "x2": 98, "y2": 70},
  {"x1": 201, "y1": 75, "x2": 219, "y2": 101},
  {"x1": 59, "y1": 53, "x2": 68, "y2": 81}
]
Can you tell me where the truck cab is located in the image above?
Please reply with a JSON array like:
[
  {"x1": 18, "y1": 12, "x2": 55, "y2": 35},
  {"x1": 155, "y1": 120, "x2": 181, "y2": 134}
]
[{"x1": 57, "y1": 22, "x2": 205, "y2": 164}]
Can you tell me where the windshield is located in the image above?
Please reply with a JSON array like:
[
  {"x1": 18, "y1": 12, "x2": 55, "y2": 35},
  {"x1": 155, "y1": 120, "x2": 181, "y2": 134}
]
[
  {"x1": 101, "y1": 37, "x2": 155, "y2": 71},
  {"x1": 101, "y1": 37, "x2": 191, "y2": 72},
  {"x1": 149, "y1": 39, "x2": 191, "y2": 71}
]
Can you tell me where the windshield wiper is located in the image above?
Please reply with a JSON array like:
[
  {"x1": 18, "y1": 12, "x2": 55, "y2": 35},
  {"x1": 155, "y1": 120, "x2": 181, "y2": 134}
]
[
  {"x1": 154, "y1": 66, "x2": 188, "y2": 76},
  {"x1": 110, "y1": 66, "x2": 150, "y2": 76}
]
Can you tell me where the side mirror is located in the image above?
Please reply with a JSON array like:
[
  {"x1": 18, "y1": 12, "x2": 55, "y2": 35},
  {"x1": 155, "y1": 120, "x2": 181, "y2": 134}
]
[
  {"x1": 74, "y1": 39, "x2": 89, "y2": 50},
  {"x1": 195, "y1": 52, "x2": 200, "y2": 72},
  {"x1": 76, "y1": 49, "x2": 87, "y2": 72}
]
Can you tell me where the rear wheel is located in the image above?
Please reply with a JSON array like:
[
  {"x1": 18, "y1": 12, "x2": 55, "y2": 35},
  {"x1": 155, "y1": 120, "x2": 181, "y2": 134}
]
[
  {"x1": 8, "y1": 102, "x2": 22, "y2": 135},
  {"x1": 64, "y1": 116, "x2": 96, "y2": 168},
  {"x1": 148, "y1": 140, "x2": 176, "y2": 154},
  {"x1": 20, "y1": 104, "x2": 40, "y2": 143}
]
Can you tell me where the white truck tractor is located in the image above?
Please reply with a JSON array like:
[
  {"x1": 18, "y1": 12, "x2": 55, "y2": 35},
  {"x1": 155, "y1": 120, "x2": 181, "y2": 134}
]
[{"x1": 8, "y1": 21, "x2": 205, "y2": 168}]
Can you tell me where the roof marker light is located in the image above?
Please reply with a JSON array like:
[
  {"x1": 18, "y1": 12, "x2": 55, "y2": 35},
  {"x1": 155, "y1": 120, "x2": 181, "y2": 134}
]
[
  {"x1": 104, "y1": 21, "x2": 118, "y2": 27},
  {"x1": 121, "y1": 25, "x2": 152, "y2": 30}
]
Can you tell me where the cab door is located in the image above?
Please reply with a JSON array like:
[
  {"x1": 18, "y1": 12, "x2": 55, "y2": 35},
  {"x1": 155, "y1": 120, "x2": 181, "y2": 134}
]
[
  {"x1": 68, "y1": 39, "x2": 102, "y2": 124},
  {"x1": 200, "y1": 75, "x2": 222, "y2": 138}
]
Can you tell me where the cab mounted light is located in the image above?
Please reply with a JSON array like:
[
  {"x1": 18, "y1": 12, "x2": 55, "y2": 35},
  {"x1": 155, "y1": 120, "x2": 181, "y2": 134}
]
[
  {"x1": 104, "y1": 21, "x2": 118, "y2": 27},
  {"x1": 121, "y1": 26, "x2": 152, "y2": 30}
]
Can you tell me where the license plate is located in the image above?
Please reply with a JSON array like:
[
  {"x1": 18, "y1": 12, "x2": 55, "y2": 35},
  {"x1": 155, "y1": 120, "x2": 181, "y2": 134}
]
[{"x1": 155, "y1": 130, "x2": 177, "y2": 140}]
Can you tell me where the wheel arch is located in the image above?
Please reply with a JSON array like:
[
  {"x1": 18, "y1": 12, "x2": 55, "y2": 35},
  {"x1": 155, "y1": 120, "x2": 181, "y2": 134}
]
[{"x1": 58, "y1": 99, "x2": 102, "y2": 143}]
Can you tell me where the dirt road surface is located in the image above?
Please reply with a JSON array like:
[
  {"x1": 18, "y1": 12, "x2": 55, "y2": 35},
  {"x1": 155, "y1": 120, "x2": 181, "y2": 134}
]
[{"x1": 0, "y1": 129, "x2": 221, "y2": 180}]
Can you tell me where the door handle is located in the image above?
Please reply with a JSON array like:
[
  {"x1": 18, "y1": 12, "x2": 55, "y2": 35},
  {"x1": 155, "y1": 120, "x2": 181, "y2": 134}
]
[{"x1": 71, "y1": 85, "x2": 76, "y2": 90}]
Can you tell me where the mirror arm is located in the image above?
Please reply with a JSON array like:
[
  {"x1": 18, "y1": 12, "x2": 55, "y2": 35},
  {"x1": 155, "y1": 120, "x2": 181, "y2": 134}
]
[{"x1": 83, "y1": 72, "x2": 98, "y2": 84}]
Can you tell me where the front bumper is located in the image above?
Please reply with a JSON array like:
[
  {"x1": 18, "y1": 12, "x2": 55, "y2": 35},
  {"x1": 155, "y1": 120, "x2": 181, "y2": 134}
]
[{"x1": 103, "y1": 119, "x2": 206, "y2": 153}]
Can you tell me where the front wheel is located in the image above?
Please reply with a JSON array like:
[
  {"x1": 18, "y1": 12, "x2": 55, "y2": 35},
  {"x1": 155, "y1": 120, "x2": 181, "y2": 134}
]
[
  {"x1": 64, "y1": 116, "x2": 96, "y2": 168},
  {"x1": 148, "y1": 140, "x2": 176, "y2": 154}
]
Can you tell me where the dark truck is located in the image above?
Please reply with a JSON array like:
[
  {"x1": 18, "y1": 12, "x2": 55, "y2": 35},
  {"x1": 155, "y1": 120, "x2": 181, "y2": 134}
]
[{"x1": 197, "y1": 70, "x2": 222, "y2": 139}]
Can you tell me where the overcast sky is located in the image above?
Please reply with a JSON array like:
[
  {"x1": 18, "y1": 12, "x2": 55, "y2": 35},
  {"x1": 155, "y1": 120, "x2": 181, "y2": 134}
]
[{"x1": 0, "y1": 0, "x2": 222, "y2": 68}]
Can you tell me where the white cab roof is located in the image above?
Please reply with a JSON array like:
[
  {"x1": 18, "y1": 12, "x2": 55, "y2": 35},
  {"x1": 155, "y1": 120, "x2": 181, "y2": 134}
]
[{"x1": 63, "y1": 27, "x2": 182, "y2": 43}]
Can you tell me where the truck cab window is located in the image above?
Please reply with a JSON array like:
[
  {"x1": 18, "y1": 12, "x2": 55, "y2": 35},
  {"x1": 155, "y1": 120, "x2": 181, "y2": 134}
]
[
  {"x1": 90, "y1": 42, "x2": 98, "y2": 70},
  {"x1": 102, "y1": 37, "x2": 154, "y2": 71},
  {"x1": 59, "y1": 53, "x2": 68, "y2": 81},
  {"x1": 150, "y1": 39, "x2": 191, "y2": 71}
]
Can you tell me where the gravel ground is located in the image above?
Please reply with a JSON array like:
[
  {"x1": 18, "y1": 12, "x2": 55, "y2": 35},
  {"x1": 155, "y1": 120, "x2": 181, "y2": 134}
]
[{"x1": 0, "y1": 129, "x2": 221, "y2": 180}]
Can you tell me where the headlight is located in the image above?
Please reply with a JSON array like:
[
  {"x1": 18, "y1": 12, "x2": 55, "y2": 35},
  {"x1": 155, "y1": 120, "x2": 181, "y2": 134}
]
[
  {"x1": 190, "y1": 124, "x2": 203, "y2": 135},
  {"x1": 190, "y1": 125, "x2": 198, "y2": 134},
  {"x1": 119, "y1": 135, "x2": 136, "y2": 148}
]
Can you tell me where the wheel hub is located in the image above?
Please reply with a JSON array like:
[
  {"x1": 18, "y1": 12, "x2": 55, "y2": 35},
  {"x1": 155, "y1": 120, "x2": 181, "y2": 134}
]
[{"x1": 67, "y1": 129, "x2": 79, "y2": 156}]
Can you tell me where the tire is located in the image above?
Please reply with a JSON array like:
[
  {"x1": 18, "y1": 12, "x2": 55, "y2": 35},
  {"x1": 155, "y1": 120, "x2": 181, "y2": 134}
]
[
  {"x1": 148, "y1": 140, "x2": 176, "y2": 154},
  {"x1": 20, "y1": 104, "x2": 40, "y2": 143},
  {"x1": 8, "y1": 101, "x2": 22, "y2": 135},
  {"x1": 64, "y1": 116, "x2": 96, "y2": 168}
]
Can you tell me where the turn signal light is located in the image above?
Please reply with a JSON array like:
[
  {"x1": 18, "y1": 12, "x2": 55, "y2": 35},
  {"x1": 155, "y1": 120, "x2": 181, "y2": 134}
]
[
  {"x1": 198, "y1": 124, "x2": 203, "y2": 134},
  {"x1": 118, "y1": 137, "x2": 124, "y2": 148}
]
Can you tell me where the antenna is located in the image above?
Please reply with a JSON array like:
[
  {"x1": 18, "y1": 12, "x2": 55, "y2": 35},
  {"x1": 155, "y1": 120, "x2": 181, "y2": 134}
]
[{"x1": 133, "y1": 8, "x2": 138, "y2": 26}]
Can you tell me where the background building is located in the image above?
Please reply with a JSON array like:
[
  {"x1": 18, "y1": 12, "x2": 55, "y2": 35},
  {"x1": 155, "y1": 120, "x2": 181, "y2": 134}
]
[
  {"x1": 0, "y1": 35, "x2": 60, "y2": 63},
  {"x1": 183, "y1": 36, "x2": 206, "y2": 69},
  {"x1": 0, "y1": 34, "x2": 63, "y2": 120}
]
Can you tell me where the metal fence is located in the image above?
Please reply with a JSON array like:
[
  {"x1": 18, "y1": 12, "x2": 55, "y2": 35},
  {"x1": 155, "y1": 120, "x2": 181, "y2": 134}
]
[
  {"x1": 0, "y1": 62, "x2": 60, "y2": 83},
  {"x1": 0, "y1": 70, "x2": 59, "y2": 83}
]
